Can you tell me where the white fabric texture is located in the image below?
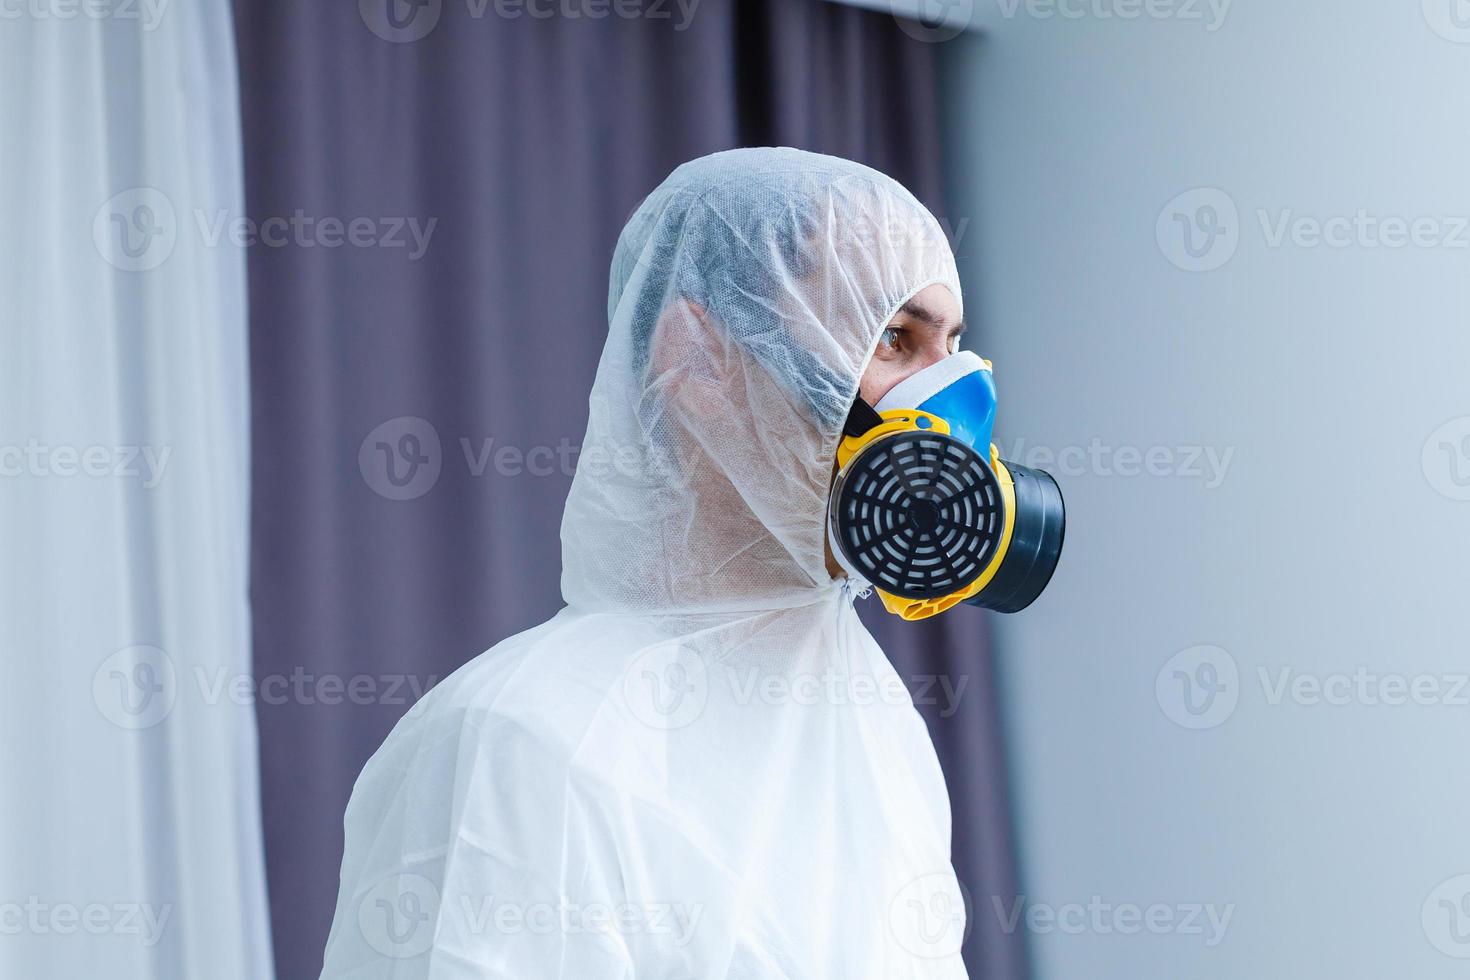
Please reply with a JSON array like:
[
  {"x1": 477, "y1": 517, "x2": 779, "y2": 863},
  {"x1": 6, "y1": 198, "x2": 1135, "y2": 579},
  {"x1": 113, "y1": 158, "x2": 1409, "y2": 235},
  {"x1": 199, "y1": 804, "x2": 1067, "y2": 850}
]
[
  {"x1": 0, "y1": 5, "x2": 272, "y2": 979},
  {"x1": 319, "y1": 147, "x2": 971, "y2": 978}
]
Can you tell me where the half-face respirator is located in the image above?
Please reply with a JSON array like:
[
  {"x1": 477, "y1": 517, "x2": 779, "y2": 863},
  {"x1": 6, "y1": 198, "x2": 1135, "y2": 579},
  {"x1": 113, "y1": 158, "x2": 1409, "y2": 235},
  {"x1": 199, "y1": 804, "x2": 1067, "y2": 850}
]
[{"x1": 829, "y1": 351, "x2": 1065, "y2": 620}]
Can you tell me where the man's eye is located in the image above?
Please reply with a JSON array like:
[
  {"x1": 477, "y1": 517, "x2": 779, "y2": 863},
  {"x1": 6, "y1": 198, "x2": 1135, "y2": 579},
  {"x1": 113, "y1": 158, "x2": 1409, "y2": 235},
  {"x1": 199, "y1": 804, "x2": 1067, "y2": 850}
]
[{"x1": 879, "y1": 327, "x2": 902, "y2": 352}]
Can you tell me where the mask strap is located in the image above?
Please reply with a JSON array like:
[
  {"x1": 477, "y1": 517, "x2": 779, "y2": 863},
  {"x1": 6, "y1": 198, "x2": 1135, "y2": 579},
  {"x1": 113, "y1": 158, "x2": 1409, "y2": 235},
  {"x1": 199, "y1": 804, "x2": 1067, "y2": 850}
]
[{"x1": 843, "y1": 396, "x2": 884, "y2": 440}]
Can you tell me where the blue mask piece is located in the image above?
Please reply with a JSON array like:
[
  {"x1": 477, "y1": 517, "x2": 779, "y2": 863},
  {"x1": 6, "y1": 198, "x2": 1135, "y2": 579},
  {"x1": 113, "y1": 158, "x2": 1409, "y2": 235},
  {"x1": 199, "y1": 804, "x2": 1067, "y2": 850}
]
[
  {"x1": 915, "y1": 367, "x2": 996, "y2": 452},
  {"x1": 873, "y1": 351, "x2": 997, "y2": 453}
]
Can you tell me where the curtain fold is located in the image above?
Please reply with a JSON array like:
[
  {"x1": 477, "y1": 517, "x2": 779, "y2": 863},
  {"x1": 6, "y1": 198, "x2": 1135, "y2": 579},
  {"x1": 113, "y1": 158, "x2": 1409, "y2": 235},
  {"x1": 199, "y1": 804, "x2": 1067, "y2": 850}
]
[
  {"x1": 0, "y1": 4, "x2": 271, "y2": 979},
  {"x1": 233, "y1": 2, "x2": 1021, "y2": 976}
]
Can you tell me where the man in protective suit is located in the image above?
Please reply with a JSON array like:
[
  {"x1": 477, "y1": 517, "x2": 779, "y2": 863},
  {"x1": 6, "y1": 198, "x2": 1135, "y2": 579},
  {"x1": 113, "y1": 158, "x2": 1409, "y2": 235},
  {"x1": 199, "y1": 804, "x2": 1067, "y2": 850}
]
[{"x1": 319, "y1": 147, "x2": 973, "y2": 978}]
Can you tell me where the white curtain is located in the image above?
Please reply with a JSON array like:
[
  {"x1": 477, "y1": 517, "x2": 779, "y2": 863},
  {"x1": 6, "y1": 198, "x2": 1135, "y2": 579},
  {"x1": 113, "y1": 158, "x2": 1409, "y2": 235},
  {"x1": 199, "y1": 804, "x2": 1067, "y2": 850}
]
[{"x1": 0, "y1": 3, "x2": 272, "y2": 978}]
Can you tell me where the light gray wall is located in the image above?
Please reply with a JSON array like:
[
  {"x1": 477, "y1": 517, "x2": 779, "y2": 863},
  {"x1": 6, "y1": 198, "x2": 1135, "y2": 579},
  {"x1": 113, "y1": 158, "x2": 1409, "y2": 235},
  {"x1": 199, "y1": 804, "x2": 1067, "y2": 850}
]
[{"x1": 940, "y1": 3, "x2": 1470, "y2": 977}]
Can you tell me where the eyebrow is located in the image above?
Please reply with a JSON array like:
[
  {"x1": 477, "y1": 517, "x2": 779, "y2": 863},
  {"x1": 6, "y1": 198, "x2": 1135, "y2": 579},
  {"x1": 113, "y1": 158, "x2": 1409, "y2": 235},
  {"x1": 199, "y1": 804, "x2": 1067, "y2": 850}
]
[{"x1": 897, "y1": 299, "x2": 967, "y2": 338}]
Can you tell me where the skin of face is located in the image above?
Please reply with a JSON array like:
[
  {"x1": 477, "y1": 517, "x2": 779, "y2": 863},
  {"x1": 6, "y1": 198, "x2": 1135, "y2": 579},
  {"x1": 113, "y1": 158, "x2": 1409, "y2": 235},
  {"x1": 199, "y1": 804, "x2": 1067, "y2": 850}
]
[{"x1": 825, "y1": 283, "x2": 966, "y2": 579}]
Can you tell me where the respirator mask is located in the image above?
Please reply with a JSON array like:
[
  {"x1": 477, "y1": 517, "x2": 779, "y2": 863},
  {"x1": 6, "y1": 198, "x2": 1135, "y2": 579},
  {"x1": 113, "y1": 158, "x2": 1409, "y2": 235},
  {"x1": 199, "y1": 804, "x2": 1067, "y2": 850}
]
[{"x1": 828, "y1": 351, "x2": 1065, "y2": 620}]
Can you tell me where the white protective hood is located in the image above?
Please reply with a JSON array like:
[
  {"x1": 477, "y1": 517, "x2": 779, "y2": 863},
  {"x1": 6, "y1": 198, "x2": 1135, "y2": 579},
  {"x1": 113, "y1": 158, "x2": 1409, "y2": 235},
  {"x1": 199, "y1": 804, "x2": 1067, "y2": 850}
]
[{"x1": 319, "y1": 147, "x2": 971, "y2": 979}]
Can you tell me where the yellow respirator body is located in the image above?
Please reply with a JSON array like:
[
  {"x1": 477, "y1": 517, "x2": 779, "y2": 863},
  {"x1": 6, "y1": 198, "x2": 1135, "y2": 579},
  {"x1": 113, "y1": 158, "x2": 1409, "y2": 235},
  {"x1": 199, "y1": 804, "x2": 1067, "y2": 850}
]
[
  {"x1": 829, "y1": 403, "x2": 1064, "y2": 620},
  {"x1": 832, "y1": 409, "x2": 1024, "y2": 620}
]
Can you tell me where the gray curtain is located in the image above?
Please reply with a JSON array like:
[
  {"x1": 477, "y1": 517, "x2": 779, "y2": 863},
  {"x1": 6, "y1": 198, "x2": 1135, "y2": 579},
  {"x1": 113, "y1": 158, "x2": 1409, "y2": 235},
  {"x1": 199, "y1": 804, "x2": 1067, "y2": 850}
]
[{"x1": 233, "y1": 2, "x2": 1023, "y2": 977}]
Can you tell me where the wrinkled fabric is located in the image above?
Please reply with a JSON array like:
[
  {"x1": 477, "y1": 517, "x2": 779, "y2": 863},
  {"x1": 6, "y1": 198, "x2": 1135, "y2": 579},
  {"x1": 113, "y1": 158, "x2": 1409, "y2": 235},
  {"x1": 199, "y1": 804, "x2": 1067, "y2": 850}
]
[{"x1": 319, "y1": 147, "x2": 970, "y2": 979}]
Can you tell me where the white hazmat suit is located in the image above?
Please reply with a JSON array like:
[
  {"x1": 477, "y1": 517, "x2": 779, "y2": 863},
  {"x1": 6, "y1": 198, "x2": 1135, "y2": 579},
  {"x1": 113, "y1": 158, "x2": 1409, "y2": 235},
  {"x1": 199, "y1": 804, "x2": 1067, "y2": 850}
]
[{"x1": 319, "y1": 147, "x2": 971, "y2": 979}]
